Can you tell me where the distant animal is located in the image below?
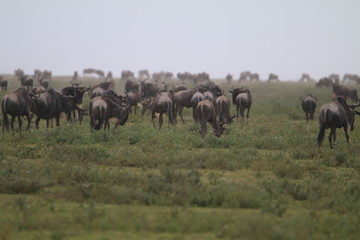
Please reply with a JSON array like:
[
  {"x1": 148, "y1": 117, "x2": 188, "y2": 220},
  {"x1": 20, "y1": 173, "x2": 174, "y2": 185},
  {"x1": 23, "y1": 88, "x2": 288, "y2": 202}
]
[
  {"x1": 173, "y1": 82, "x2": 187, "y2": 93},
  {"x1": 332, "y1": 83, "x2": 359, "y2": 103},
  {"x1": 126, "y1": 91, "x2": 141, "y2": 114},
  {"x1": 19, "y1": 76, "x2": 34, "y2": 90},
  {"x1": 229, "y1": 87, "x2": 252, "y2": 122},
  {"x1": 196, "y1": 99, "x2": 225, "y2": 137},
  {"x1": 316, "y1": 77, "x2": 333, "y2": 88},
  {"x1": 268, "y1": 73, "x2": 279, "y2": 83},
  {"x1": 140, "y1": 81, "x2": 167, "y2": 99},
  {"x1": 32, "y1": 88, "x2": 74, "y2": 128},
  {"x1": 0, "y1": 76, "x2": 8, "y2": 91},
  {"x1": 318, "y1": 97, "x2": 360, "y2": 148},
  {"x1": 1, "y1": 88, "x2": 35, "y2": 132},
  {"x1": 215, "y1": 95, "x2": 233, "y2": 124},
  {"x1": 342, "y1": 74, "x2": 360, "y2": 84},
  {"x1": 39, "y1": 78, "x2": 49, "y2": 89},
  {"x1": 190, "y1": 91, "x2": 205, "y2": 123},
  {"x1": 89, "y1": 96, "x2": 129, "y2": 131},
  {"x1": 300, "y1": 94, "x2": 317, "y2": 121},
  {"x1": 226, "y1": 73, "x2": 233, "y2": 83},
  {"x1": 150, "y1": 93, "x2": 176, "y2": 129},
  {"x1": 125, "y1": 79, "x2": 140, "y2": 93}
]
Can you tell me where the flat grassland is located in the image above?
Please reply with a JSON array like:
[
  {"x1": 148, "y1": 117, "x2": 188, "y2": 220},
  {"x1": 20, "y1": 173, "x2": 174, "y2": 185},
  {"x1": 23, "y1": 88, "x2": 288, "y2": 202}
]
[{"x1": 1, "y1": 76, "x2": 360, "y2": 240}]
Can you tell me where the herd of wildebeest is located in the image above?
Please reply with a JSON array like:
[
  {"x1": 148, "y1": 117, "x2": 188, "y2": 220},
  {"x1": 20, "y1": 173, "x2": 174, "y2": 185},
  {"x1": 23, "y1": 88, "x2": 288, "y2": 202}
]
[{"x1": 1, "y1": 69, "x2": 360, "y2": 149}]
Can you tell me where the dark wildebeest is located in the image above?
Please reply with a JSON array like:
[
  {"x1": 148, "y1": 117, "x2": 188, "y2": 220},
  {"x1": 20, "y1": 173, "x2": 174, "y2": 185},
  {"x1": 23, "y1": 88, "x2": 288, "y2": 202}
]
[
  {"x1": 173, "y1": 82, "x2": 187, "y2": 93},
  {"x1": 126, "y1": 91, "x2": 141, "y2": 114},
  {"x1": 1, "y1": 88, "x2": 35, "y2": 132},
  {"x1": 89, "y1": 96, "x2": 129, "y2": 131},
  {"x1": 150, "y1": 92, "x2": 176, "y2": 129},
  {"x1": 39, "y1": 78, "x2": 49, "y2": 89},
  {"x1": 315, "y1": 77, "x2": 333, "y2": 88},
  {"x1": 19, "y1": 76, "x2": 34, "y2": 90},
  {"x1": 229, "y1": 87, "x2": 252, "y2": 122},
  {"x1": 61, "y1": 86, "x2": 89, "y2": 123},
  {"x1": 125, "y1": 79, "x2": 140, "y2": 93},
  {"x1": 140, "y1": 81, "x2": 167, "y2": 99},
  {"x1": 32, "y1": 88, "x2": 74, "y2": 128},
  {"x1": 215, "y1": 94, "x2": 233, "y2": 124},
  {"x1": 268, "y1": 73, "x2": 279, "y2": 83},
  {"x1": 196, "y1": 99, "x2": 225, "y2": 137},
  {"x1": 190, "y1": 91, "x2": 205, "y2": 123},
  {"x1": 173, "y1": 86, "x2": 209, "y2": 123},
  {"x1": 332, "y1": 83, "x2": 359, "y2": 103},
  {"x1": 318, "y1": 97, "x2": 360, "y2": 148},
  {"x1": 300, "y1": 93, "x2": 317, "y2": 121},
  {"x1": 0, "y1": 76, "x2": 8, "y2": 91}
]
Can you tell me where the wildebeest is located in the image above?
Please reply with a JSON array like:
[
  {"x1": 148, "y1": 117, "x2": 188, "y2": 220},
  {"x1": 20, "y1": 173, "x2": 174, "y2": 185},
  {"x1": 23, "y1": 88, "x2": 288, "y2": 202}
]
[
  {"x1": 140, "y1": 80, "x2": 167, "y2": 99},
  {"x1": 229, "y1": 87, "x2": 252, "y2": 122},
  {"x1": 173, "y1": 82, "x2": 187, "y2": 93},
  {"x1": 342, "y1": 74, "x2": 360, "y2": 84},
  {"x1": 190, "y1": 91, "x2": 205, "y2": 123},
  {"x1": 39, "y1": 78, "x2": 49, "y2": 89},
  {"x1": 0, "y1": 76, "x2": 8, "y2": 91},
  {"x1": 32, "y1": 88, "x2": 74, "y2": 128},
  {"x1": 173, "y1": 86, "x2": 209, "y2": 123},
  {"x1": 300, "y1": 93, "x2": 317, "y2": 121},
  {"x1": 126, "y1": 91, "x2": 141, "y2": 114},
  {"x1": 332, "y1": 83, "x2": 359, "y2": 103},
  {"x1": 196, "y1": 99, "x2": 225, "y2": 137},
  {"x1": 215, "y1": 94, "x2": 233, "y2": 124},
  {"x1": 89, "y1": 95, "x2": 129, "y2": 131},
  {"x1": 61, "y1": 86, "x2": 89, "y2": 123},
  {"x1": 268, "y1": 73, "x2": 279, "y2": 83},
  {"x1": 125, "y1": 79, "x2": 140, "y2": 93},
  {"x1": 1, "y1": 88, "x2": 35, "y2": 132},
  {"x1": 318, "y1": 97, "x2": 360, "y2": 148},
  {"x1": 150, "y1": 92, "x2": 176, "y2": 129},
  {"x1": 19, "y1": 76, "x2": 34, "y2": 90},
  {"x1": 316, "y1": 77, "x2": 333, "y2": 88},
  {"x1": 89, "y1": 87, "x2": 106, "y2": 99}
]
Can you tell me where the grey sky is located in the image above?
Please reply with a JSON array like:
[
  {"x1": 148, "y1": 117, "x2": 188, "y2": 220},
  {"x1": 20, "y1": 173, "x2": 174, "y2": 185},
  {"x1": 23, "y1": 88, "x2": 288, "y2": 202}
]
[{"x1": 1, "y1": 0, "x2": 359, "y2": 80}]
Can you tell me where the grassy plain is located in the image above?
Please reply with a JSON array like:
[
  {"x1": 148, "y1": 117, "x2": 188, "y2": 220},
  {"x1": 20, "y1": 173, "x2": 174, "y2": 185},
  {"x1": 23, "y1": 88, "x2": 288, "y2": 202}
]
[{"x1": 1, "y1": 76, "x2": 360, "y2": 240}]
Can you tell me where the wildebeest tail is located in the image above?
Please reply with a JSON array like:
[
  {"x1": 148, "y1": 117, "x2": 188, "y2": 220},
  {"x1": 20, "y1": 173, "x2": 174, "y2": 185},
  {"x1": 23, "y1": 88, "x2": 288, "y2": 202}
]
[
  {"x1": 167, "y1": 101, "x2": 176, "y2": 126},
  {"x1": 1, "y1": 98, "x2": 9, "y2": 131}
]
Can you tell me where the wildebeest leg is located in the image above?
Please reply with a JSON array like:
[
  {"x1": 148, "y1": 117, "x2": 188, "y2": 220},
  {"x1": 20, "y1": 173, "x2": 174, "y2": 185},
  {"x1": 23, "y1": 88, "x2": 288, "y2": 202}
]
[
  {"x1": 236, "y1": 105, "x2": 240, "y2": 122},
  {"x1": 151, "y1": 111, "x2": 157, "y2": 128},
  {"x1": 10, "y1": 116, "x2": 16, "y2": 132},
  {"x1": 35, "y1": 116, "x2": 41, "y2": 129},
  {"x1": 343, "y1": 125, "x2": 350, "y2": 144},
  {"x1": 246, "y1": 106, "x2": 251, "y2": 121},
  {"x1": 179, "y1": 106, "x2": 185, "y2": 124},
  {"x1": 328, "y1": 127, "x2": 336, "y2": 148},
  {"x1": 26, "y1": 114, "x2": 31, "y2": 130},
  {"x1": 18, "y1": 116, "x2": 22, "y2": 132},
  {"x1": 200, "y1": 121, "x2": 207, "y2": 137},
  {"x1": 55, "y1": 117, "x2": 60, "y2": 127},
  {"x1": 159, "y1": 113, "x2": 163, "y2": 129}
]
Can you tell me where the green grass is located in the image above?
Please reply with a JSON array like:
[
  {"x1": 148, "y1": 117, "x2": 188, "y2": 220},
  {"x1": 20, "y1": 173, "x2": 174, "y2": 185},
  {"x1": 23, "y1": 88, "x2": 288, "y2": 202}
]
[{"x1": 1, "y1": 77, "x2": 360, "y2": 239}]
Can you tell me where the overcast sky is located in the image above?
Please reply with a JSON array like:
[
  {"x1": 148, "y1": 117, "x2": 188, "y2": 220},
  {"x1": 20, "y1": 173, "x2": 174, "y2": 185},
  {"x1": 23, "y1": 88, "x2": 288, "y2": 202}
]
[{"x1": 0, "y1": 0, "x2": 359, "y2": 80}]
